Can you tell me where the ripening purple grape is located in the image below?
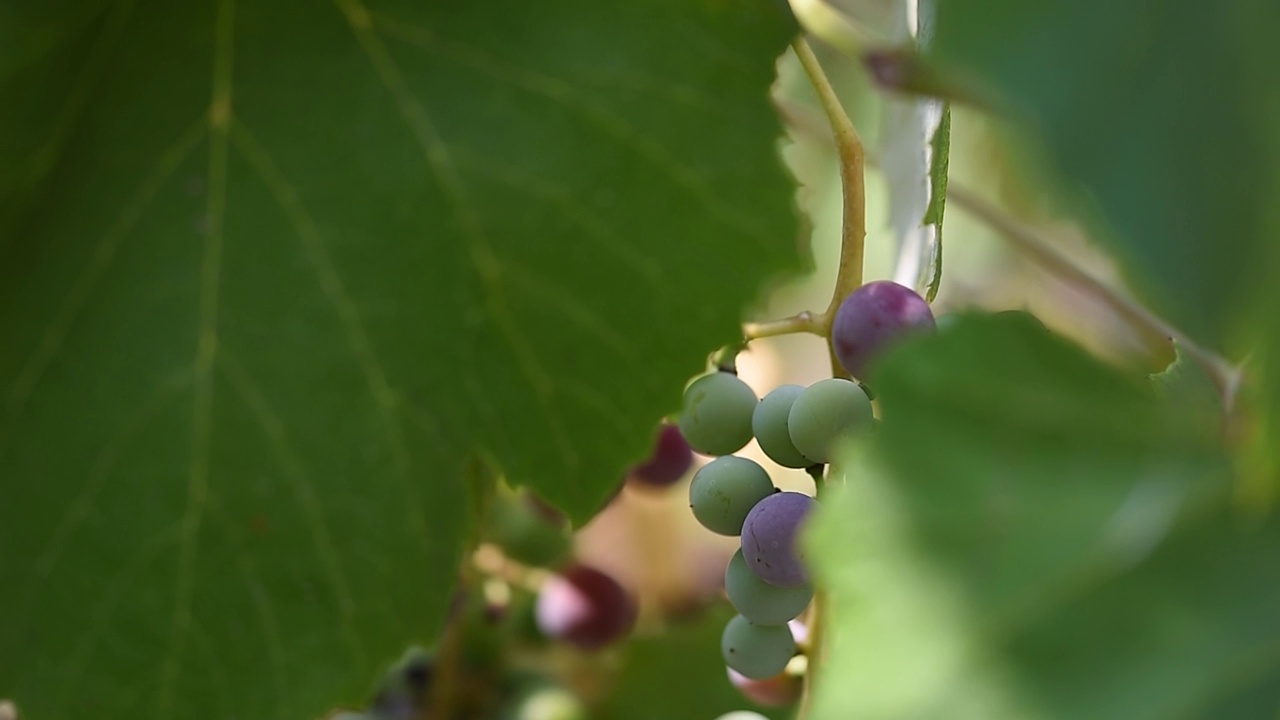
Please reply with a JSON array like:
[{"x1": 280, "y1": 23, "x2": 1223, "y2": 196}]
[
  {"x1": 628, "y1": 423, "x2": 694, "y2": 489},
  {"x1": 831, "y1": 280, "x2": 936, "y2": 380},
  {"x1": 535, "y1": 564, "x2": 638, "y2": 649},
  {"x1": 740, "y1": 492, "x2": 815, "y2": 587},
  {"x1": 727, "y1": 667, "x2": 801, "y2": 708}
]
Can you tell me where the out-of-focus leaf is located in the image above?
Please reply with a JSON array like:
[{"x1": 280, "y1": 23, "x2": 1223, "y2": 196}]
[
  {"x1": 806, "y1": 313, "x2": 1276, "y2": 720},
  {"x1": 931, "y1": 0, "x2": 1280, "y2": 350},
  {"x1": 1150, "y1": 343, "x2": 1221, "y2": 421}
]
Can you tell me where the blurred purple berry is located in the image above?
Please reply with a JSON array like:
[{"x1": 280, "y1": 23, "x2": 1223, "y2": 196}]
[{"x1": 629, "y1": 423, "x2": 694, "y2": 489}]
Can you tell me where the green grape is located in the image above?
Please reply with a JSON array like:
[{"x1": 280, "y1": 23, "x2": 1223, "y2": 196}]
[
  {"x1": 487, "y1": 487, "x2": 573, "y2": 568},
  {"x1": 787, "y1": 378, "x2": 873, "y2": 463},
  {"x1": 725, "y1": 549, "x2": 813, "y2": 624},
  {"x1": 720, "y1": 614, "x2": 795, "y2": 680},
  {"x1": 678, "y1": 371, "x2": 758, "y2": 456},
  {"x1": 751, "y1": 385, "x2": 814, "y2": 468},
  {"x1": 499, "y1": 681, "x2": 587, "y2": 720},
  {"x1": 688, "y1": 456, "x2": 776, "y2": 536}
]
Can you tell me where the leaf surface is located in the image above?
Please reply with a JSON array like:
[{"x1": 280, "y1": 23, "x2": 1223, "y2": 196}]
[{"x1": 0, "y1": 1, "x2": 801, "y2": 716}]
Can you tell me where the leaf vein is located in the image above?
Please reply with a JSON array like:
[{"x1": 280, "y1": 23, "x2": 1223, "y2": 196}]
[
  {"x1": 217, "y1": 348, "x2": 369, "y2": 667},
  {"x1": 158, "y1": 1, "x2": 235, "y2": 713},
  {"x1": 228, "y1": 119, "x2": 433, "y2": 559},
  {"x1": 2, "y1": 119, "x2": 205, "y2": 449},
  {"x1": 371, "y1": 12, "x2": 770, "y2": 246},
  {"x1": 336, "y1": 0, "x2": 579, "y2": 472}
]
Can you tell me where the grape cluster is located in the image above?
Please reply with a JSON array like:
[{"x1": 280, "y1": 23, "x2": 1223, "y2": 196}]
[
  {"x1": 678, "y1": 369, "x2": 871, "y2": 683},
  {"x1": 679, "y1": 281, "x2": 935, "y2": 694}
]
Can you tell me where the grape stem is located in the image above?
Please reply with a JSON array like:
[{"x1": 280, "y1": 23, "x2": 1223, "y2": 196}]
[
  {"x1": 789, "y1": 0, "x2": 884, "y2": 55},
  {"x1": 739, "y1": 40, "x2": 864, "y2": 359},
  {"x1": 743, "y1": 311, "x2": 827, "y2": 340},
  {"x1": 791, "y1": 38, "x2": 867, "y2": 331},
  {"x1": 945, "y1": 183, "x2": 1244, "y2": 413},
  {"x1": 795, "y1": 459, "x2": 833, "y2": 720},
  {"x1": 429, "y1": 457, "x2": 497, "y2": 719},
  {"x1": 787, "y1": 33, "x2": 869, "y2": 720}
]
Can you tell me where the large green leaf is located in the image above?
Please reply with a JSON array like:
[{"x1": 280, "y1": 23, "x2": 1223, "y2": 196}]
[
  {"x1": 0, "y1": 1, "x2": 800, "y2": 717},
  {"x1": 807, "y1": 314, "x2": 1277, "y2": 719},
  {"x1": 930, "y1": 1, "x2": 1280, "y2": 350}
]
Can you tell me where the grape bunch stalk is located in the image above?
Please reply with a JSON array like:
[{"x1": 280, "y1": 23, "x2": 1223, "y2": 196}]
[{"x1": 679, "y1": 279, "x2": 935, "y2": 699}]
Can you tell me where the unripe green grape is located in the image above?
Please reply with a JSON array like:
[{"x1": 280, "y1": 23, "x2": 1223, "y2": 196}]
[
  {"x1": 721, "y1": 614, "x2": 795, "y2": 680},
  {"x1": 487, "y1": 487, "x2": 573, "y2": 568},
  {"x1": 725, "y1": 549, "x2": 813, "y2": 624},
  {"x1": 787, "y1": 378, "x2": 873, "y2": 463},
  {"x1": 751, "y1": 385, "x2": 814, "y2": 468},
  {"x1": 500, "y1": 681, "x2": 587, "y2": 720},
  {"x1": 678, "y1": 371, "x2": 758, "y2": 456},
  {"x1": 688, "y1": 456, "x2": 776, "y2": 536}
]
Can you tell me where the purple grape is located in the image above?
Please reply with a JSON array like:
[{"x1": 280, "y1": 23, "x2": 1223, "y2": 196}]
[
  {"x1": 831, "y1": 280, "x2": 936, "y2": 380},
  {"x1": 535, "y1": 564, "x2": 638, "y2": 649},
  {"x1": 740, "y1": 492, "x2": 816, "y2": 587},
  {"x1": 628, "y1": 423, "x2": 694, "y2": 489}
]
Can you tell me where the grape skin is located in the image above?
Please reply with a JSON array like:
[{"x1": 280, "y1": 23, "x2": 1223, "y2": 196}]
[
  {"x1": 721, "y1": 614, "x2": 796, "y2": 680},
  {"x1": 714, "y1": 713, "x2": 770, "y2": 720},
  {"x1": 504, "y1": 684, "x2": 586, "y2": 720},
  {"x1": 727, "y1": 667, "x2": 801, "y2": 707},
  {"x1": 787, "y1": 378, "x2": 873, "y2": 464},
  {"x1": 689, "y1": 456, "x2": 776, "y2": 536},
  {"x1": 831, "y1": 280, "x2": 936, "y2": 380},
  {"x1": 725, "y1": 549, "x2": 813, "y2": 625},
  {"x1": 741, "y1": 492, "x2": 815, "y2": 588},
  {"x1": 535, "y1": 565, "x2": 638, "y2": 649},
  {"x1": 751, "y1": 385, "x2": 814, "y2": 469},
  {"x1": 628, "y1": 422, "x2": 694, "y2": 489},
  {"x1": 678, "y1": 372, "x2": 758, "y2": 456}
]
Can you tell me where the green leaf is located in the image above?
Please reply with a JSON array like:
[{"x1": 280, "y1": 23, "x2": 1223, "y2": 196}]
[
  {"x1": 918, "y1": 0, "x2": 948, "y2": 303},
  {"x1": 806, "y1": 313, "x2": 1278, "y2": 720},
  {"x1": 931, "y1": 1, "x2": 1280, "y2": 348},
  {"x1": 0, "y1": 2, "x2": 800, "y2": 717},
  {"x1": 922, "y1": 104, "x2": 949, "y2": 303},
  {"x1": 598, "y1": 605, "x2": 790, "y2": 720},
  {"x1": 1150, "y1": 343, "x2": 1221, "y2": 421}
]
